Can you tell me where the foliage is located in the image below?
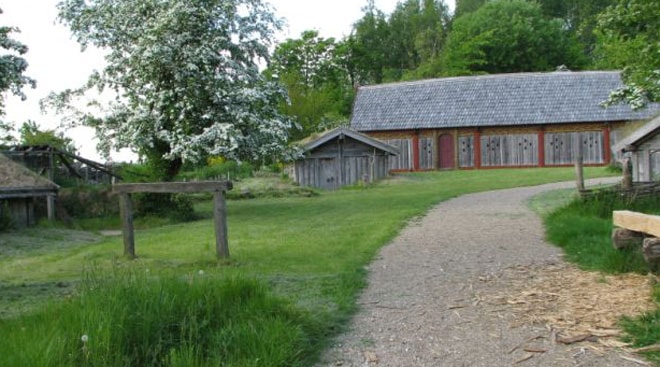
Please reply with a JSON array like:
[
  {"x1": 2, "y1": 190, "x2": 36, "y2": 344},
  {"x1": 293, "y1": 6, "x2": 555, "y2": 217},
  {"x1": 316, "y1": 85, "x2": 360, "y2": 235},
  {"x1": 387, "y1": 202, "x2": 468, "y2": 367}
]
[
  {"x1": 348, "y1": 0, "x2": 450, "y2": 83},
  {"x1": 594, "y1": 0, "x2": 660, "y2": 109},
  {"x1": 57, "y1": 186, "x2": 119, "y2": 219},
  {"x1": 0, "y1": 8, "x2": 36, "y2": 118},
  {"x1": 18, "y1": 120, "x2": 77, "y2": 153},
  {"x1": 0, "y1": 270, "x2": 317, "y2": 367},
  {"x1": 441, "y1": 0, "x2": 587, "y2": 76},
  {"x1": 265, "y1": 30, "x2": 354, "y2": 140},
  {"x1": 177, "y1": 160, "x2": 254, "y2": 181},
  {"x1": 48, "y1": 0, "x2": 294, "y2": 181},
  {"x1": 537, "y1": 0, "x2": 615, "y2": 58},
  {"x1": 454, "y1": 0, "x2": 486, "y2": 17}
]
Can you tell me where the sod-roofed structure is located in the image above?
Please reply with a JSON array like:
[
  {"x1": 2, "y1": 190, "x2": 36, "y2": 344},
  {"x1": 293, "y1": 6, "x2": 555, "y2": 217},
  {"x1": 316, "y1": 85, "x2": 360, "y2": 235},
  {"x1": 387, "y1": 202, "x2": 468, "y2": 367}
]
[
  {"x1": 351, "y1": 71, "x2": 660, "y2": 171},
  {"x1": 292, "y1": 127, "x2": 398, "y2": 189},
  {"x1": 0, "y1": 153, "x2": 59, "y2": 227}
]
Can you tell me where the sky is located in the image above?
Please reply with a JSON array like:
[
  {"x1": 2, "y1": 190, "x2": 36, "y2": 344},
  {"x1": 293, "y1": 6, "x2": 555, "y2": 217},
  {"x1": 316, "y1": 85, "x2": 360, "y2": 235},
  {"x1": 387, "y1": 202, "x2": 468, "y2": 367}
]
[{"x1": 2, "y1": 0, "x2": 455, "y2": 162}]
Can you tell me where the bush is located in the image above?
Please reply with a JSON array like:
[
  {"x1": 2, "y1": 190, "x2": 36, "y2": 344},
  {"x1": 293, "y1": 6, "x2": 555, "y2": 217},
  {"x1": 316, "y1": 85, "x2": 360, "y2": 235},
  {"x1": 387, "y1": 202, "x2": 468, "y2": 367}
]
[
  {"x1": 57, "y1": 186, "x2": 119, "y2": 220},
  {"x1": 132, "y1": 193, "x2": 197, "y2": 222},
  {"x1": 177, "y1": 161, "x2": 254, "y2": 181},
  {"x1": 0, "y1": 270, "x2": 317, "y2": 367}
]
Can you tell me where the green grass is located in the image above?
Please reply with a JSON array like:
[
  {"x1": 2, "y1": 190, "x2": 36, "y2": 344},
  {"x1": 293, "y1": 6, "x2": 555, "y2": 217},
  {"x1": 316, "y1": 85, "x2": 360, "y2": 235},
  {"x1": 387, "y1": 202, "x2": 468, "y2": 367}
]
[
  {"x1": 541, "y1": 187, "x2": 660, "y2": 364},
  {"x1": 0, "y1": 167, "x2": 616, "y2": 366}
]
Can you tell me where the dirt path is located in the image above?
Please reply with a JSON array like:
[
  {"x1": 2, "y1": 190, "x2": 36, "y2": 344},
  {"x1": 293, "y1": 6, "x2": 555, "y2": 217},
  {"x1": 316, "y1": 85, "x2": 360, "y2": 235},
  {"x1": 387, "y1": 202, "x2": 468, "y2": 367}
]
[{"x1": 319, "y1": 178, "x2": 650, "y2": 367}]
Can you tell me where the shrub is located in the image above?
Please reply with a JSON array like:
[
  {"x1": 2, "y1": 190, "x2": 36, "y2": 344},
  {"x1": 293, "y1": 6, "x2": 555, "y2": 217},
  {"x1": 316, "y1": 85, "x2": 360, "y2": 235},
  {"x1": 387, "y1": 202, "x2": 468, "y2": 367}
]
[
  {"x1": 177, "y1": 161, "x2": 253, "y2": 181},
  {"x1": 0, "y1": 201, "x2": 13, "y2": 231},
  {"x1": 57, "y1": 186, "x2": 119, "y2": 219}
]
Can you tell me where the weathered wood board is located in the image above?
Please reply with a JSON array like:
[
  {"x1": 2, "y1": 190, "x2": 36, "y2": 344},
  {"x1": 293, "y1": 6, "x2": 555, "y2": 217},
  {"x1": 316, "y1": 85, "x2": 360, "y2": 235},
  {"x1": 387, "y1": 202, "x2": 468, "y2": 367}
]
[{"x1": 613, "y1": 210, "x2": 660, "y2": 238}]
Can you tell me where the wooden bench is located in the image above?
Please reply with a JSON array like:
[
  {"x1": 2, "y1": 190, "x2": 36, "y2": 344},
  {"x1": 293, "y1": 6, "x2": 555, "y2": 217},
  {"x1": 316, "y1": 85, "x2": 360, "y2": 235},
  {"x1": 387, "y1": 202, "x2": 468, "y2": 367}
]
[{"x1": 613, "y1": 210, "x2": 660, "y2": 264}]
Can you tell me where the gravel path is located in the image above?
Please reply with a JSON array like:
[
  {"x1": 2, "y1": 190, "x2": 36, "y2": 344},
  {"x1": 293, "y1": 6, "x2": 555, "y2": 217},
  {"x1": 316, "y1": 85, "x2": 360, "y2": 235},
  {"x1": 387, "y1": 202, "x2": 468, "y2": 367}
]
[{"x1": 319, "y1": 178, "x2": 645, "y2": 367}]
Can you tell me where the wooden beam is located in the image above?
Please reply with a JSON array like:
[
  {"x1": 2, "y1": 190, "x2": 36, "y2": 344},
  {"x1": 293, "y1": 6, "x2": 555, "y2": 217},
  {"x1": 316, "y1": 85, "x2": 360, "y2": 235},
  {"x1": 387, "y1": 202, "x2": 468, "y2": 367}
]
[
  {"x1": 119, "y1": 193, "x2": 135, "y2": 259},
  {"x1": 214, "y1": 191, "x2": 229, "y2": 259},
  {"x1": 113, "y1": 181, "x2": 232, "y2": 194},
  {"x1": 613, "y1": 210, "x2": 660, "y2": 238}
]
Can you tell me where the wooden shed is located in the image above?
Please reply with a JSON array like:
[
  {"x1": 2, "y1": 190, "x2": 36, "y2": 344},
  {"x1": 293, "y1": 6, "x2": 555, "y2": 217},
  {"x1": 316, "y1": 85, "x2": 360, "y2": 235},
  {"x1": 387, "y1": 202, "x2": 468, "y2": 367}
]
[
  {"x1": 614, "y1": 115, "x2": 660, "y2": 181},
  {"x1": 0, "y1": 154, "x2": 59, "y2": 227},
  {"x1": 292, "y1": 127, "x2": 399, "y2": 190}
]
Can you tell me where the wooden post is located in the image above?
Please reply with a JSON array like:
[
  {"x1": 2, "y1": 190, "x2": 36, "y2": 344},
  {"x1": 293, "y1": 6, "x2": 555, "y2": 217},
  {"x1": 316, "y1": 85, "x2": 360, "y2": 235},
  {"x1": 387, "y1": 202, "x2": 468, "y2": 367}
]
[
  {"x1": 214, "y1": 190, "x2": 229, "y2": 259},
  {"x1": 575, "y1": 150, "x2": 584, "y2": 191},
  {"x1": 622, "y1": 157, "x2": 633, "y2": 190},
  {"x1": 474, "y1": 130, "x2": 482, "y2": 169},
  {"x1": 119, "y1": 193, "x2": 135, "y2": 259},
  {"x1": 46, "y1": 194, "x2": 55, "y2": 221}
]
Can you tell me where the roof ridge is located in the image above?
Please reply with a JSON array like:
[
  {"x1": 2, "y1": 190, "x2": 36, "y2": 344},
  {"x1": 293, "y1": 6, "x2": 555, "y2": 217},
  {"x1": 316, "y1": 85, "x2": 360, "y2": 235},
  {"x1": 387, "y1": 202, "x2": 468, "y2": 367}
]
[{"x1": 358, "y1": 70, "x2": 622, "y2": 90}]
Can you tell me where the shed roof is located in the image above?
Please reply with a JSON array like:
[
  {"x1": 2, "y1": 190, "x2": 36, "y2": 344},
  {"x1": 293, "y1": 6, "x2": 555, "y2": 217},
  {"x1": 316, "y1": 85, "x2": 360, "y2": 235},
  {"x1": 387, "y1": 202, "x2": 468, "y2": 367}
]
[
  {"x1": 614, "y1": 115, "x2": 660, "y2": 153},
  {"x1": 301, "y1": 127, "x2": 399, "y2": 156},
  {"x1": 351, "y1": 71, "x2": 660, "y2": 132},
  {"x1": 0, "y1": 154, "x2": 59, "y2": 198}
]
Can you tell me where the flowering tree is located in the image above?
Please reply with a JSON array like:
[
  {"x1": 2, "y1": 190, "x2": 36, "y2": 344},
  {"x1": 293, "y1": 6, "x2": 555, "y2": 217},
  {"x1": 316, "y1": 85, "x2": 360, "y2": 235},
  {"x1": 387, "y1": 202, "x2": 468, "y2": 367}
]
[
  {"x1": 0, "y1": 8, "x2": 36, "y2": 143},
  {"x1": 595, "y1": 0, "x2": 660, "y2": 110},
  {"x1": 51, "y1": 0, "x2": 293, "y2": 179}
]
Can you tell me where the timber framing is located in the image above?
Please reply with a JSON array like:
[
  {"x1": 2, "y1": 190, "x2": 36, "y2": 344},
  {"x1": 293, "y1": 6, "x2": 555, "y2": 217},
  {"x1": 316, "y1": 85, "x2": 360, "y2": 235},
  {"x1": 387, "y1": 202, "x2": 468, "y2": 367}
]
[{"x1": 112, "y1": 181, "x2": 233, "y2": 259}]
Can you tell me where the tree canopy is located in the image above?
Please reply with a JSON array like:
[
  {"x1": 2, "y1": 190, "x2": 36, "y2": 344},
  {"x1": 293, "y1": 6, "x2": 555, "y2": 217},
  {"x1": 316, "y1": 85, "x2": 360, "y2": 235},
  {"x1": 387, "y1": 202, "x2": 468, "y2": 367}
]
[
  {"x1": 265, "y1": 30, "x2": 353, "y2": 141},
  {"x1": 441, "y1": 0, "x2": 587, "y2": 76},
  {"x1": 50, "y1": 0, "x2": 293, "y2": 179},
  {"x1": 0, "y1": 7, "x2": 36, "y2": 143},
  {"x1": 595, "y1": 0, "x2": 660, "y2": 109}
]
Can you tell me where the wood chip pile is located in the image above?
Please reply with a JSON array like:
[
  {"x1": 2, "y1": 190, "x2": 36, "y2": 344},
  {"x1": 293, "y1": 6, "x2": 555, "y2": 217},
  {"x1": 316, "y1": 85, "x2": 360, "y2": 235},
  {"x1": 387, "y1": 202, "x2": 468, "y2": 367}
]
[{"x1": 480, "y1": 262, "x2": 655, "y2": 348}]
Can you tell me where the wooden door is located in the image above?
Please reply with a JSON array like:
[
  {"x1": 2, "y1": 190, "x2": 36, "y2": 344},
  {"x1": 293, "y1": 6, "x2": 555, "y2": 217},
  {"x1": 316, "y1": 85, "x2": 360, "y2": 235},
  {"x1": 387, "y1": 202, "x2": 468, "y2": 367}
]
[
  {"x1": 318, "y1": 158, "x2": 338, "y2": 190},
  {"x1": 438, "y1": 134, "x2": 455, "y2": 169}
]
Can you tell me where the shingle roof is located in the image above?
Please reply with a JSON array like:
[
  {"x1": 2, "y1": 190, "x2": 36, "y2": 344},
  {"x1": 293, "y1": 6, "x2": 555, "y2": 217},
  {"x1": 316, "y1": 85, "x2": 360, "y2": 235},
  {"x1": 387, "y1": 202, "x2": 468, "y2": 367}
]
[
  {"x1": 300, "y1": 127, "x2": 399, "y2": 156},
  {"x1": 614, "y1": 115, "x2": 660, "y2": 153},
  {"x1": 351, "y1": 71, "x2": 660, "y2": 131}
]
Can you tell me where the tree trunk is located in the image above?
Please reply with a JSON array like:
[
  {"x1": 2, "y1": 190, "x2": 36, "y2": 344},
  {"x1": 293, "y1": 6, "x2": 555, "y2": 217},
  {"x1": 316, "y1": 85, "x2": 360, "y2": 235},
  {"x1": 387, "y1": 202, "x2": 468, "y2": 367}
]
[{"x1": 612, "y1": 228, "x2": 645, "y2": 250}]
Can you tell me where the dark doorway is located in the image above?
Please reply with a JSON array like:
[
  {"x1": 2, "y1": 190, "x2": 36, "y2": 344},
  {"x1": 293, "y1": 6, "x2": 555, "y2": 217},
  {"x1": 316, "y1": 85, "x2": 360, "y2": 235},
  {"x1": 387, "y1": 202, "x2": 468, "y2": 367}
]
[{"x1": 438, "y1": 134, "x2": 455, "y2": 169}]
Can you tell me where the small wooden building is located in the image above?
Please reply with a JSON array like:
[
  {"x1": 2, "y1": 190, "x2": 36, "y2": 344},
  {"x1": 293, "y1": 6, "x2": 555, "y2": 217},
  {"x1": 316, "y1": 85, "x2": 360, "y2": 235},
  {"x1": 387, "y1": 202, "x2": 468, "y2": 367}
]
[
  {"x1": 0, "y1": 154, "x2": 59, "y2": 227},
  {"x1": 292, "y1": 127, "x2": 399, "y2": 190},
  {"x1": 614, "y1": 115, "x2": 660, "y2": 181}
]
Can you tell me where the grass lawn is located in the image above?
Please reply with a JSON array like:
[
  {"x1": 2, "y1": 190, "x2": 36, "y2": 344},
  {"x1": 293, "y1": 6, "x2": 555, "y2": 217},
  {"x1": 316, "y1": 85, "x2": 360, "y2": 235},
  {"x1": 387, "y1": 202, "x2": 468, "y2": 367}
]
[{"x1": 0, "y1": 167, "x2": 617, "y2": 366}]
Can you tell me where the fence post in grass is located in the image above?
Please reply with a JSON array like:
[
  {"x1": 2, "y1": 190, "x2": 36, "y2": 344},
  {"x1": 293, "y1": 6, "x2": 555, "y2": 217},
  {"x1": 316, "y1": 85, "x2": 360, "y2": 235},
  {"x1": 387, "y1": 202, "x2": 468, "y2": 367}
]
[
  {"x1": 575, "y1": 150, "x2": 584, "y2": 191},
  {"x1": 119, "y1": 192, "x2": 135, "y2": 259},
  {"x1": 214, "y1": 189, "x2": 229, "y2": 259}
]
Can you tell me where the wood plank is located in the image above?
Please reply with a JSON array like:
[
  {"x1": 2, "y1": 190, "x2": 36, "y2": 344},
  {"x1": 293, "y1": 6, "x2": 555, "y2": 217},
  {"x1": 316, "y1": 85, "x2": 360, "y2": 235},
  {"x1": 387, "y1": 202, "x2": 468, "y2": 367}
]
[
  {"x1": 214, "y1": 191, "x2": 229, "y2": 259},
  {"x1": 119, "y1": 193, "x2": 135, "y2": 259},
  {"x1": 613, "y1": 210, "x2": 660, "y2": 238},
  {"x1": 113, "y1": 181, "x2": 232, "y2": 194}
]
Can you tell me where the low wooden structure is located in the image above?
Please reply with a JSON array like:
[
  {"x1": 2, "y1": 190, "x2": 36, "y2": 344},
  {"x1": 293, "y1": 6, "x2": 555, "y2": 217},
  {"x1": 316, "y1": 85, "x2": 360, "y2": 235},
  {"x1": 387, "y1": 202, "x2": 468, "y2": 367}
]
[
  {"x1": 0, "y1": 154, "x2": 58, "y2": 227},
  {"x1": 112, "y1": 181, "x2": 232, "y2": 259},
  {"x1": 613, "y1": 210, "x2": 660, "y2": 265},
  {"x1": 614, "y1": 115, "x2": 660, "y2": 182},
  {"x1": 293, "y1": 127, "x2": 399, "y2": 190}
]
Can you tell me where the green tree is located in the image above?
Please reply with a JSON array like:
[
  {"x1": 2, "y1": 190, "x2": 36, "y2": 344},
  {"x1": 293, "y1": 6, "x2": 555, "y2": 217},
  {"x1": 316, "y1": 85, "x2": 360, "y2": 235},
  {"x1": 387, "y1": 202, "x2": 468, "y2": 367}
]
[
  {"x1": 347, "y1": 0, "x2": 391, "y2": 84},
  {"x1": 48, "y1": 0, "x2": 293, "y2": 181},
  {"x1": 595, "y1": 0, "x2": 660, "y2": 109},
  {"x1": 265, "y1": 30, "x2": 354, "y2": 140},
  {"x1": 537, "y1": 0, "x2": 615, "y2": 59},
  {"x1": 454, "y1": 0, "x2": 486, "y2": 17},
  {"x1": 441, "y1": 0, "x2": 587, "y2": 76}
]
